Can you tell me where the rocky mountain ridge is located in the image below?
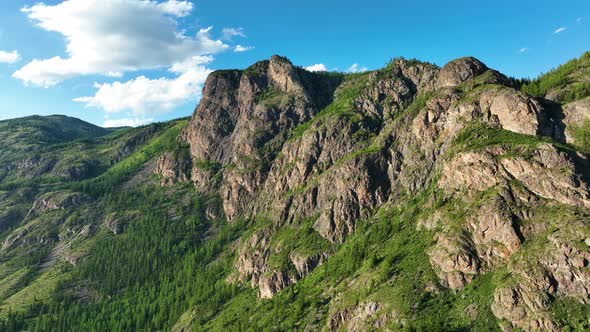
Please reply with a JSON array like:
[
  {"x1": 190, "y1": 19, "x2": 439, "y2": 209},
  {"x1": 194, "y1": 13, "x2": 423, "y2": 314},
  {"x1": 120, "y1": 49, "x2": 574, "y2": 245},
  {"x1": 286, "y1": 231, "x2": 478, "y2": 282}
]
[
  {"x1": 0, "y1": 52, "x2": 589, "y2": 331},
  {"x1": 154, "y1": 53, "x2": 590, "y2": 330}
]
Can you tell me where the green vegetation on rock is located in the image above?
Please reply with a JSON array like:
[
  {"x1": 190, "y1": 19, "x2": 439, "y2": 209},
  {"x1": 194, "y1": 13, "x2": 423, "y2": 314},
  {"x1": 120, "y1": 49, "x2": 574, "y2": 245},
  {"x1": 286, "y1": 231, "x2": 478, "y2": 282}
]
[{"x1": 522, "y1": 51, "x2": 590, "y2": 103}]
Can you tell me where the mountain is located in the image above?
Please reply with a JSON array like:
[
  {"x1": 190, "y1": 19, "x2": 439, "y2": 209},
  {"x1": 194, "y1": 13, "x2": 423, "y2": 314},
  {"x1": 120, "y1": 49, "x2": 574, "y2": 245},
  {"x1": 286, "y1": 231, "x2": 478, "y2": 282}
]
[
  {"x1": 1, "y1": 52, "x2": 590, "y2": 331},
  {"x1": 0, "y1": 115, "x2": 112, "y2": 178},
  {"x1": 0, "y1": 115, "x2": 111, "y2": 145}
]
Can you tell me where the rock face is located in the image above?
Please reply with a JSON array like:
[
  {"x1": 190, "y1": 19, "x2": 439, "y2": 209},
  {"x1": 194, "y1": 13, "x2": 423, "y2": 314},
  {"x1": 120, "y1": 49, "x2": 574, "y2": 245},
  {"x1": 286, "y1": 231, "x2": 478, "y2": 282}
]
[
  {"x1": 53, "y1": 160, "x2": 97, "y2": 180},
  {"x1": 1, "y1": 191, "x2": 90, "y2": 254},
  {"x1": 490, "y1": 236, "x2": 590, "y2": 331},
  {"x1": 28, "y1": 191, "x2": 88, "y2": 216},
  {"x1": 437, "y1": 57, "x2": 488, "y2": 88},
  {"x1": 466, "y1": 195, "x2": 523, "y2": 266},
  {"x1": 177, "y1": 55, "x2": 340, "y2": 221},
  {"x1": 327, "y1": 302, "x2": 400, "y2": 332},
  {"x1": 13, "y1": 155, "x2": 57, "y2": 178},
  {"x1": 290, "y1": 252, "x2": 328, "y2": 277},
  {"x1": 258, "y1": 271, "x2": 294, "y2": 299},
  {"x1": 440, "y1": 145, "x2": 590, "y2": 208},
  {"x1": 232, "y1": 230, "x2": 271, "y2": 293},
  {"x1": 154, "y1": 53, "x2": 590, "y2": 331},
  {"x1": 155, "y1": 150, "x2": 190, "y2": 186},
  {"x1": 231, "y1": 228, "x2": 330, "y2": 298},
  {"x1": 480, "y1": 87, "x2": 550, "y2": 136}
]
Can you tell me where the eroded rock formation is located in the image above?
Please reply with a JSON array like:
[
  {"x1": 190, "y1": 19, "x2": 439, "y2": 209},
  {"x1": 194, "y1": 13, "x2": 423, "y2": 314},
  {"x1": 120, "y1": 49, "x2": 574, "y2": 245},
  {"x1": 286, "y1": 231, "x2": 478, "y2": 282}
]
[{"x1": 154, "y1": 53, "x2": 590, "y2": 330}]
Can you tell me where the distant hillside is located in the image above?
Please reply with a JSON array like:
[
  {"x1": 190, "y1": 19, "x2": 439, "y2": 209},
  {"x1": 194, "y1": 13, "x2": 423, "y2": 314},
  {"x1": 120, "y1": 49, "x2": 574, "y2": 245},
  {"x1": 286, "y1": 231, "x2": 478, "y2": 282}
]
[{"x1": 0, "y1": 115, "x2": 111, "y2": 146}]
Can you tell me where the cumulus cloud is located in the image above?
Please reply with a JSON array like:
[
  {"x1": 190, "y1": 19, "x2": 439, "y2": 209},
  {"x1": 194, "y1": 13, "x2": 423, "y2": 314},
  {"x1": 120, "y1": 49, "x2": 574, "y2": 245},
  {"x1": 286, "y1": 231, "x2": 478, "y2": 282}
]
[
  {"x1": 75, "y1": 56, "x2": 212, "y2": 115},
  {"x1": 347, "y1": 63, "x2": 368, "y2": 73},
  {"x1": 103, "y1": 117, "x2": 154, "y2": 128},
  {"x1": 222, "y1": 27, "x2": 246, "y2": 41},
  {"x1": 0, "y1": 50, "x2": 20, "y2": 64},
  {"x1": 157, "y1": 0, "x2": 192, "y2": 16},
  {"x1": 234, "y1": 45, "x2": 254, "y2": 52},
  {"x1": 554, "y1": 27, "x2": 567, "y2": 34},
  {"x1": 518, "y1": 47, "x2": 528, "y2": 54},
  {"x1": 13, "y1": 0, "x2": 228, "y2": 87},
  {"x1": 305, "y1": 64, "x2": 327, "y2": 72}
]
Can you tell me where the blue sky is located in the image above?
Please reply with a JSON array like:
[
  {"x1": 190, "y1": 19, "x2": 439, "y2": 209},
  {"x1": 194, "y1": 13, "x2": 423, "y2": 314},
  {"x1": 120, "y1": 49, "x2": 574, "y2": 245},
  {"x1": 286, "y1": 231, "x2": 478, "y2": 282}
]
[{"x1": 0, "y1": 0, "x2": 588, "y2": 127}]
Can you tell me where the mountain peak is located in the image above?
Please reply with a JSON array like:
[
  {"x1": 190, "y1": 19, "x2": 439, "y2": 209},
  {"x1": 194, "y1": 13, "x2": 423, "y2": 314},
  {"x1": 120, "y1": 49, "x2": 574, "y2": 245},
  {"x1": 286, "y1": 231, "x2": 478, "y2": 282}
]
[
  {"x1": 269, "y1": 54, "x2": 293, "y2": 64},
  {"x1": 438, "y1": 56, "x2": 489, "y2": 87}
]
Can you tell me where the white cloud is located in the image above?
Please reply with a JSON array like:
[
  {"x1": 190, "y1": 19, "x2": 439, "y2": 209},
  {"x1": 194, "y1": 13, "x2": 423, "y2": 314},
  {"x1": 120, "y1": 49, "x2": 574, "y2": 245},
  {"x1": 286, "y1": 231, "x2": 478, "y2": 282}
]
[
  {"x1": 103, "y1": 117, "x2": 154, "y2": 128},
  {"x1": 347, "y1": 63, "x2": 368, "y2": 73},
  {"x1": 518, "y1": 47, "x2": 528, "y2": 54},
  {"x1": 554, "y1": 27, "x2": 567, "y2": 34},
  {"x1": 13, "y1": 0, "x2": 228, "y2": 87},
  {"x1": 305, "y1": 64, "x2": 327, "y2": 72},
  {"x1": 222, "y1": 27, "x2": 246, "y2": 41},
  {"x1": 157, "y1": 0, "x2": 192, "y2": 16},
  {"x1": 0, "y1": 50, "x2": 20, "y2": 64},
  {"x1": 234, "y1": 45, "x2": 254, "y2": 52},
  {"x1": 75, "y1": 56, "x2": 212, "y2": 115},
  {"x1": 576, "y1": 17, "x2": 583, "y2": 24}
]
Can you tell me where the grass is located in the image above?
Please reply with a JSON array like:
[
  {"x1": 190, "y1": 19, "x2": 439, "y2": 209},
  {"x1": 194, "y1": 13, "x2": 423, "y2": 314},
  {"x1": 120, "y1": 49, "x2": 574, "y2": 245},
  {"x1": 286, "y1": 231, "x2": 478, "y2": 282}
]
[
  {"x1": 551, "y1": 297, "x2": 590, "y2": 331},
  {"x1": 567, "y1": 118, "x2": 590, "y2": 152},
  {"x1": 193, "y1": 159, "x2": 221, "y2": 172},
  {"x1": 448, "y1": 122, "x2": 577, "y2": 158},
  {"x1": 263, "y1": 218, "x2": 334, "y2": 274},
  {"x1": 559, "y1": 83, "x2": 590, "y2": 104},
  {"x1": 0, "y1": 269, "x2": 62, "y2": 319},
  {"x1": 0, "y1": 269, "x2": 28, "y2": 303},
  {"x1": 73, "y1": 119, "x2": 187, "y2": 196},
  {"x1": 402, "y1": 91, "x2": 433, "y2": 120},
  {"x1": 253, "y1": 86, "x2": 283, "y2": 104},
  {"x1": 290, "y1": 73, "x2": 372, "y2": 139},
  {"x1": 521, "y1": 51, "x2": 590, "y2": 103},
  {"x1": 243, "y1": 60, "x2": 270, "y2": 76}
]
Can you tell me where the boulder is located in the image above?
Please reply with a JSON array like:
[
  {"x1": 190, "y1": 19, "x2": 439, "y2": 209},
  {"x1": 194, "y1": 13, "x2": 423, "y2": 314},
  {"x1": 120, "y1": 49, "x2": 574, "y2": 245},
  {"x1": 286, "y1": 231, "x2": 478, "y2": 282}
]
[{"x1": 437, "y1": 57, "x2": 488, "y2": 88}]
